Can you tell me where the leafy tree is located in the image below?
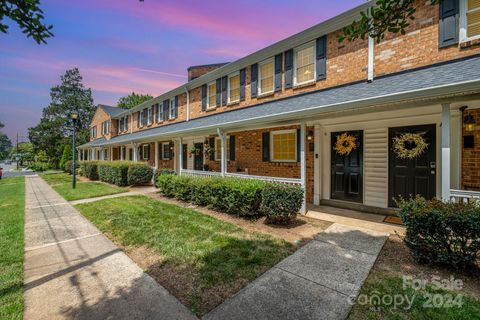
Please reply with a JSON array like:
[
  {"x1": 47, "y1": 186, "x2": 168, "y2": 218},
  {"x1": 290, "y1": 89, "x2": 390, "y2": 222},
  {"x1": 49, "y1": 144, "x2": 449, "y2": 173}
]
[
  {"x1": 1, "y1": 0, "x2": 54, "y2": 44},
  {"x1": 117, "y1": 92, "x2": 153, "y2": 109},
  {"x1": 340, "y1": 0, "x2": 440, "y2": 43},
  {"x1": 59, "y1": 144, "x2": 72, "y2": 169},
  {"x1": 10, "y1": 141, "x2": 34, "y2": 165},
  {"x1": 29, "y1": 68, "x2": 95, "y2": 167},
  {"x1": 0, "y1": 120, "x2": 12, "y2": 160}
]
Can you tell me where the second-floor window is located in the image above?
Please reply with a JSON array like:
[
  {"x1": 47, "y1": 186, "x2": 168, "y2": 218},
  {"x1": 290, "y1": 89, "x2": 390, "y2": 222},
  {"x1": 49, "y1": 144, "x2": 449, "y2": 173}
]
[
  {"x1": 119, "y1": 118, "x2": 124, "y2": 132},
  {"x1": 101, "y1": 121, "x2": 110, "y2": 135},
  {"x1": 259, "y1": 59, "x2": 274, "y2": 95},
  {"x1": 466, "y1": 0, "x2": 480, "y2": 39},
  {"x1": 169, "y1": 99, "x2": 175, "y2": 119},
  {"x1": 294, "y1": 42, "x2": 315, "y2": 85},
  {"x1": 91, "y1": 126, "x2": 97, "y2": 138},
  {"x1": 147, "y1": 107, "x2": 153, "y2": 125},
  {"x1": 228, "y1": 73, "x2": 240, "y2": 103},
  {"x1": 207, "y1": 82, "x2": 216, "y2": 109}
]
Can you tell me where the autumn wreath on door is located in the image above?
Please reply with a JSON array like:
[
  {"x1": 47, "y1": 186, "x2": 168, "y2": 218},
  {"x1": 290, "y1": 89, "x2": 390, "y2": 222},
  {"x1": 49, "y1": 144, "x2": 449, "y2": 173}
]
[
  {"x1": 334, "y1": 132, "x2": 358, "y2": 156},
  {"x1": 392, "y1": 132, "x2": 429, "y2": 159}
]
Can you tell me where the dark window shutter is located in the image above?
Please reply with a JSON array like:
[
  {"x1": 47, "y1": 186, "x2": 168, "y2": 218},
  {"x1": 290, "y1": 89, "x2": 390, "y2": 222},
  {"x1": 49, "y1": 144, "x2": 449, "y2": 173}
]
[
  {"x1": 274, "y1": 53, "x2": 282, "y2": 92},
  {"x1": 221, "y1": 76, "x2": 228, "y2": 106},
  {"x1": 216, "y1": 78, "x2": 221, "y2": 108},
  {"x1": 174, "y1": 96, "x2": 178, "y2": 118},
  {"x1": 316, "y1": 36, "x2": 327, "y2": 80},
  {"x1": 251, "y1": 63, "x2": 258, "y2": 98},
  {"x1": 163, "y1": 100, "x2": 169, "y2": 121},
  {"x1": 143, "y1": 108, "x2": 148, "y2": 124},
  {"x1": 209, "y1": 137, "x2": 215, "y2": 161},
  {"x1": 262, "y1": 132, "x2": 270, "y2": 162},
  {"x1": 159, "y1": 143, "x2": 163, "y2": 160},
  {"x1": 439, "y1": 0, "x2": 459, "y2": 48},
  {"x1": 296, "y1": 128, "x2": 301, "y2": 162},
  {"x1": 147, "y1": 145, "x2": 150, "y2": 160},
  {"x1": 201, "y1": 84, "x2": 207, "y2": 111},
  {"x1": 229, "y1": 135, "x2": 235, "y2": 161},
  {"x1": 239, "y1": 68, "x2": 246, "y2": 101},
  {"x1": 284, "y1": 49, "x2": 293, "y2": 89},
  {"x1": 137, "y1": 111, "x2": 141, "y2": 128}
]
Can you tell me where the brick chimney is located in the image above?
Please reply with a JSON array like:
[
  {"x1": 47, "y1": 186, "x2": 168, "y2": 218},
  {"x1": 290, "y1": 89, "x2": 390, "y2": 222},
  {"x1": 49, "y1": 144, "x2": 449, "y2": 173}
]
[{"x1": 187, "y1": 62, "x2": 229, "y2": 81}]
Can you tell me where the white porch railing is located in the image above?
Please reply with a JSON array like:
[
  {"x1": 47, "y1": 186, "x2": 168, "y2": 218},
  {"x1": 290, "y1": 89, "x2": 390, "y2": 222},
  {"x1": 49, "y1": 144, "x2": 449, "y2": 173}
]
[
  {"x1": 450, "y1": 189, "x2": 480, "y2": 203},
  {"x1": 180, "y1": 169, "x2": 222, "y2": 178},
  {"x1": 179, "y1": 169, "x2": 302, "y2": 186}
]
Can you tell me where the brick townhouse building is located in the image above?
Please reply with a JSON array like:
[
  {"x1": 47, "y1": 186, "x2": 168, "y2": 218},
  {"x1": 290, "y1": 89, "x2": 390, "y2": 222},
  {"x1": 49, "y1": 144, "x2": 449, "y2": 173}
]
[{"x1": 79, "y1": 0, "x2": 480, "y2": 213}]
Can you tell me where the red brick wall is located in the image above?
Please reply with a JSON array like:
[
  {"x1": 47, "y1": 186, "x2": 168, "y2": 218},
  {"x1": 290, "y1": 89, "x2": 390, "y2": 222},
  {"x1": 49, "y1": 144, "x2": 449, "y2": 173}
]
[
  {"x1": 462, "y1": 109, "x2": 480, "y2": 190},
  {"x1": 205, "y1": 125, "x2": 315, "y2": 203},
  {"x1": 188, "y1": 63, "x2": 228, "y2": 80}
]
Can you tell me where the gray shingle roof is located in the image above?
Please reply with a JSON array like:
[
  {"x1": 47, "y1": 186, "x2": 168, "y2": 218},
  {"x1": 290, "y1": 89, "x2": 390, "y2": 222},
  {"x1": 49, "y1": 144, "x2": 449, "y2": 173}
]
[
  {"x1": 99, "y1": 104, "x2": 124, "y2": 117},
  {"x1": 80, "y1": 55, "x2": 480, "y2": 148}
]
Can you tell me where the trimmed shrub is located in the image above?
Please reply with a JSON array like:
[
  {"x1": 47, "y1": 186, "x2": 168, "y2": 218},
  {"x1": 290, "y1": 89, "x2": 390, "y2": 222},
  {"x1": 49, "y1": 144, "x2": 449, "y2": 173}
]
[
  {"x1": 98, "y1": 161, "x2": 130, "y2": 186},
  {"x1": 64, "y1": 160, "x2": 73, "y2": 174},
  {"x1": 80, "y1": 161, "x2": 99, "y2": 180},
  {"x1": 397, "y1": 196, "x2": 480, "y2": 268},
  {"x1": 29, "y1": 162, "x2": 52, "y2": 172},
  {"x1": 260, "y1": 184, "x2": 304, "y2": 224},
  {"x1": 127, "y1": 163, "x2": 154, "y2": 186},
  {"x1": 156, "y1": 174, "x2": 267, "y2": 216},
  {"x1": 153, "y1": 168, "x2": 176, "y2": 188}
]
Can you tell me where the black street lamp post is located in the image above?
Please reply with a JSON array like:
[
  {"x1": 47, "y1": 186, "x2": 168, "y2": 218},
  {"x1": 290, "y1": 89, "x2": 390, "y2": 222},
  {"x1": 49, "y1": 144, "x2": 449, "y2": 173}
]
[{"x1": 71, "y1": 112, "x2": 78, "y2": 189}]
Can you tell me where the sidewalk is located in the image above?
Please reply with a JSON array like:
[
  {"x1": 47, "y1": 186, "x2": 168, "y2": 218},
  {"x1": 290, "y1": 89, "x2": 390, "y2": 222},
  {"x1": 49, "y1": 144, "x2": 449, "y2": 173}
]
[
  {"x1": 205, "y1": 223, "x2": 388, "y2": 320},
  {"x1": 24, "y1": 175, "x2": 196, "y2": 320}
]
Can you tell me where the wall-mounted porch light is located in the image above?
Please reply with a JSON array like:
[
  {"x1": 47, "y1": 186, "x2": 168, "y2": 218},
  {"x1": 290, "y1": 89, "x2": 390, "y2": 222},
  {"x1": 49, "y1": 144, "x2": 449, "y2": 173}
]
[
  {"x1": 307, "y1": 130, "x2": 314, "y2": 141},
  {"x1": 464, "y1": 114, "x2": 476, "y2": 132}
]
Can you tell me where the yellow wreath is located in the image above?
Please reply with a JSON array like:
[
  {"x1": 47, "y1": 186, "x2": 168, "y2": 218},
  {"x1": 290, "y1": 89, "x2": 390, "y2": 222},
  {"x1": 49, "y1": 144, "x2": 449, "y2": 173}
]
[
  {"x1": 393, "y1": 132, "x2": 429, "y2": 160},
  {"x1": 335, "y1": 132, "x2": 358, "y2": 156}
]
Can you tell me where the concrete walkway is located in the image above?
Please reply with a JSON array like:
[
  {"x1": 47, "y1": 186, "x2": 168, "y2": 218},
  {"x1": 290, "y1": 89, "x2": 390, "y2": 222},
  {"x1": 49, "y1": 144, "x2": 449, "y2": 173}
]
[
  {"x1": 24, "y1": 175, "x2": 197, "y2": 320},
  {"x1": 205, "y1": 223, "x2": 388, "y2": 320}
]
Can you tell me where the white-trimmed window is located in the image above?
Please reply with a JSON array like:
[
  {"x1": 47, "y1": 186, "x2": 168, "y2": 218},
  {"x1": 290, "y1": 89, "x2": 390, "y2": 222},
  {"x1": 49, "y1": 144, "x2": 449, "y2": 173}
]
[
  {"x1": 147, "y1": 107, "x2": 153, "y2": 125},
  {"x1": 91, "y1": 126, "x2": 97, "y2": 138},
  {"x1": 207, "y1": 82, "x2": 216, "y2": 109},
  {"x1": 215, "y1": 137, "x2": 230, "y2": 161},
  {"x1": 162, "y1": 142, "x2": 172, "y2": 160},
  {"x1": 259, "y1": 59, "x2": 274, "y2": 95},
  {"x1": 142, "y1": 144, "x2": 150, "y2": 160},
  {"x1": 270, "y1": 130, "x2": 297, "y2": 162},
  {"x1": 462, "y1": 0, "x2": 480, "y2": 41},
  {"x1": 169, "y1": 99, "x2": 175, "y2": 119},
  {"x1": 228, "y1": 73, "x2": 240, "y2": 103},
  {"x1": 294, "y1": 42, "x2": 315, "y2": 85},
  {"x1": 101, "y1": 121, "x2": 110, "y2": 135}
]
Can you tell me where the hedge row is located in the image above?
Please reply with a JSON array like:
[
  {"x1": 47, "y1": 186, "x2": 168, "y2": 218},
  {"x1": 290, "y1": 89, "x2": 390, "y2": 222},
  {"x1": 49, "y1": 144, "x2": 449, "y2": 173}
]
[
  {"x1": 79, "y1": 161, "x2": 153, "y2": 186},
  {"x1": 156, "y1": 173, "x2": 303, "y2": 223},
  {"x1": 397, "y1": 196, "x2": 480, "y2": 268}
]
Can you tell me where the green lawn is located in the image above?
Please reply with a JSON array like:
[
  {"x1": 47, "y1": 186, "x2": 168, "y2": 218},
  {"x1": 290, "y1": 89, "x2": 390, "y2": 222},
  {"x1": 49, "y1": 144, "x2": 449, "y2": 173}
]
[
  {"x1": 0, "y1": 177, "x2": 25, "y2": 320},
  {"x1": 40, "y1": 173, "x2": 128, "y2": 201},
  {"x1": 349, "y1": 271, "x2": 480, "y2": 320},
  {"x1": 75, "y1": 195, "x2": 294, "y2": 315}
]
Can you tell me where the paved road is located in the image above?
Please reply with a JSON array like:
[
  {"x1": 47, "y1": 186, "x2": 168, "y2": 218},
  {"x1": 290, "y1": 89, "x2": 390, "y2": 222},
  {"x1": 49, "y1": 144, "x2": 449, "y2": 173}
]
[
  {"x1": 24, "y1": 175, "x2": 197, "y2": 320},
  {"x1": 0, "y1": 162, "x2": 35, "y2": 178}
]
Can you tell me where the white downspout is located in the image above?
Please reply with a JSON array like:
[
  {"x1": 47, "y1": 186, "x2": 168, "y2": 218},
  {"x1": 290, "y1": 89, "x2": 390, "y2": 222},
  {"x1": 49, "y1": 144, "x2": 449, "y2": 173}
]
[
  {"x1": 441, "y1": 103, "x2": 451, "y2": 201},
  {"x1": 185, "y1": 86, "x2": 190, "y2": 121}
]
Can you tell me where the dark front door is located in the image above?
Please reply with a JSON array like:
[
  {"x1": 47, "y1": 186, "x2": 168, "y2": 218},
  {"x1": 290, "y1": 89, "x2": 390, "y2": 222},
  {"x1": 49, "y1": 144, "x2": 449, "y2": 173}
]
[
  {"x1": 193, "y1": 143, "x2": 204, "y2": 171},
  {"x1": 388, "y1": 124, "x2": 436, "y2": 207},
  {"x1": 331, "y1": 130, "x2": 363, "y2": 203},
  {"x1": 182, "y1": 144, "x2": 188, "y2": 169},
  {"x1": 128, "y1": 148, "x2": 133, "y2": 161}
]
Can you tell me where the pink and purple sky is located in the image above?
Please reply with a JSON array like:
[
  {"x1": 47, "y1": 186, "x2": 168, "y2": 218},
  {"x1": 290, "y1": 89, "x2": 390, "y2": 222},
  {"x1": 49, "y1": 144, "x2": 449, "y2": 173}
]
[{"x1": 0, "y1": 0, "x2": 364, "y2": 142}]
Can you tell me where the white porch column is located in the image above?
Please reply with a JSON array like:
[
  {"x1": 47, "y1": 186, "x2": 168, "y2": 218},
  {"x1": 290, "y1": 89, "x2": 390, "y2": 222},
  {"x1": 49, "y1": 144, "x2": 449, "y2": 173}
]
[
  {"x1": 100, "y1": 148, "x2": 104, "y2": 161},
  {"x1": 154, "y1": 141, "x2": 159, "y2": 169},
  {"x1": 300, "y1": 122, "x2": 306, "y2": 214},
  {"x1": 178, "y1": 137, "x2": 183, "y2": 174},
  {"x1": 133, "y1": 144, "x2": 138, "y2": 162},
  {"x1": 442, "y1": 103, "x2": 451, "y2": 201},
  {"x1": 217, "y1": 128, "x2": 226, "y2": 177},
  {"x1": 313, "y1": 125, "x2": 322, "y2": 205},
  {"x1": 109, "y1": 147, "x2": 113, "y2": 160}
]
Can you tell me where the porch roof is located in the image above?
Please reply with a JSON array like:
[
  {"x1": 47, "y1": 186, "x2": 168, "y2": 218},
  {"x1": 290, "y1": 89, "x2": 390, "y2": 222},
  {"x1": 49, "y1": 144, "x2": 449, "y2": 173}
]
[{"x1": 79, "y1": 55, "x2": 480, "y2": 148}]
